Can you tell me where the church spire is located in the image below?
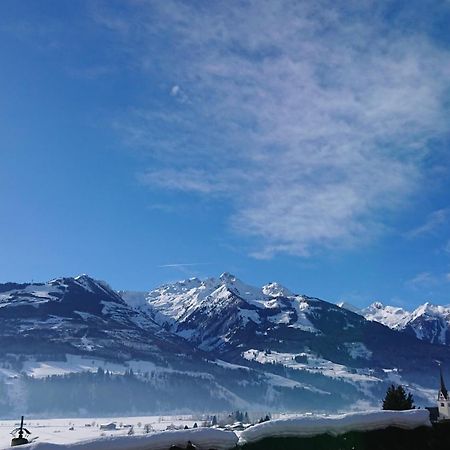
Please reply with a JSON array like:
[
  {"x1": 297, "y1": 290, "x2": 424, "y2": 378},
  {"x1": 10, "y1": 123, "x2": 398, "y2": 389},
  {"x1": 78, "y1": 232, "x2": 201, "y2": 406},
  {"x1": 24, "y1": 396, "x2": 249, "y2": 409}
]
[{"x1": 440, "y1": 365, "x2": 448, "y2": 400}]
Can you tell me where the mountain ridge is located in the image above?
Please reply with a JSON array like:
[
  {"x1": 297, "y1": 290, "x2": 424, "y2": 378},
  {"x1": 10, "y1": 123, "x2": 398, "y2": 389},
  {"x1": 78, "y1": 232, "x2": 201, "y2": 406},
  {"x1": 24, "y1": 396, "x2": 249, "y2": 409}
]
[
  {"x1": 338, "y1": 300, "x2": 450, "y2": 346},
  {"x1": 1, "y1": 273, "x2": 450, "y2": 415}
]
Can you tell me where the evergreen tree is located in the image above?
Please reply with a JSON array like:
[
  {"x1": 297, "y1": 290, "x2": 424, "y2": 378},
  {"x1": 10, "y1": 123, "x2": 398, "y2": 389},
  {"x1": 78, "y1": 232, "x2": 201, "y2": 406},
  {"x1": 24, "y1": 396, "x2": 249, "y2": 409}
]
[
  {"x1": 382, "y1": 384, "x2": 415, "y2": 410},
  {"x1": 212, "y1": 415, "x2": 217, "y2": 426}
]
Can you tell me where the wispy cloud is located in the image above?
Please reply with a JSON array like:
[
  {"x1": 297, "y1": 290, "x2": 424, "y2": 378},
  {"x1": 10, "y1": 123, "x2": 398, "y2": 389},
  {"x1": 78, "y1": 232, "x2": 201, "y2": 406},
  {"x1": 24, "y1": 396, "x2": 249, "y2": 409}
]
[
  {"x1": 406, "y1": 208, "x2": 450, "y2": 239},
  {"x1": 406, "y1": 271, "x2": 450, "y2": 290},
  {"x1": 445, "y1": 240, "x2": 450, "y2": 254},
  {"x1": 157, "y1": 262, "x2": 213, "y2": 280},
  {"x1": 406, "y1": 272, "x2": 438, "y2": 290},
  {"x1": 96, "y1": 1, "x2": 450, "y2": 257}
]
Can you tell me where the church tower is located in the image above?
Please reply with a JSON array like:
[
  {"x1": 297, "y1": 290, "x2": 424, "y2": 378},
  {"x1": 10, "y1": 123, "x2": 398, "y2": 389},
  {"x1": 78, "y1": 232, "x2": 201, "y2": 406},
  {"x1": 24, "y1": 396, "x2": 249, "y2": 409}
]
[{"x1": 438, "y1": 365, "x2": 450, "y2": 420}]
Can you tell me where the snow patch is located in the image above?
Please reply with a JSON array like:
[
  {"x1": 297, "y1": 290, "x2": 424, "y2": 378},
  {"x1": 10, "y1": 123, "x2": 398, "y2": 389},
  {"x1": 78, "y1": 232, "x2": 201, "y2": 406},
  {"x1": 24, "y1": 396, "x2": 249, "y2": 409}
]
[
  {"x1": 344, "y1": 342, "x2": 373, "y2": 360},
  {"x1": 239, "y1": 309, "x2": 261, "y2": 325},
  {"x1": 242, "y1": 349, "x2": 380, "y2": 383},
  {"x1": 262, "y1": 282, "x2": 293, "y2": 297}
]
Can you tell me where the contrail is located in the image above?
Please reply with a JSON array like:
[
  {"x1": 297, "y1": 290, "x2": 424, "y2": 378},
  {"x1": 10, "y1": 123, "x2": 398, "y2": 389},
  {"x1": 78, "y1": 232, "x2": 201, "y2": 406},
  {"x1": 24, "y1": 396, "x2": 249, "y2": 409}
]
[{"x1": 158, "y1": 263, "x2": 211, "y2": 268}]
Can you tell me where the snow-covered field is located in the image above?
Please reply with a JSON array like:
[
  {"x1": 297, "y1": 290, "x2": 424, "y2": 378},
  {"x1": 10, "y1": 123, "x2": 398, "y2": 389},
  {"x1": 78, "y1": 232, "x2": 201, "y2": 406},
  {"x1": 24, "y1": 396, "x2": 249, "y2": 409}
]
[
  {"x1": 0, "y1": 410, "x2": 431, "y2": 449},
  {"x1": 0, "y1": 415, "x2": 206, "y2": 448}
]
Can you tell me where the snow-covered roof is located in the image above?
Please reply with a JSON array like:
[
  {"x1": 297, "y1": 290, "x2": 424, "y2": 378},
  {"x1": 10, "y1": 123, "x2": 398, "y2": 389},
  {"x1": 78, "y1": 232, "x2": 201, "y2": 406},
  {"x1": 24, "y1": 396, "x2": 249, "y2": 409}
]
[{"x1": 239, "y1": 410, "x2": 431, "y2": 444}]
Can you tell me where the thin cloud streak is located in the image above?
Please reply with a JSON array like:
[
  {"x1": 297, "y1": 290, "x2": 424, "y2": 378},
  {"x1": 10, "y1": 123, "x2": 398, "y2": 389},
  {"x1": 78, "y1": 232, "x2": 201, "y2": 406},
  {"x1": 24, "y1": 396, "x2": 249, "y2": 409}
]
[
  {"x1": 405, "y1": 271, "x2": 450, "y2": 291},
  {"x1": 158, "y1": 263, "x2": 212, "y2": 268},
  {"x1": 406, "y1": 208, "x2": 450, "y2": 239},
  {"x1": 97, "y1": 1, "x2": 450, "y2": 257}
]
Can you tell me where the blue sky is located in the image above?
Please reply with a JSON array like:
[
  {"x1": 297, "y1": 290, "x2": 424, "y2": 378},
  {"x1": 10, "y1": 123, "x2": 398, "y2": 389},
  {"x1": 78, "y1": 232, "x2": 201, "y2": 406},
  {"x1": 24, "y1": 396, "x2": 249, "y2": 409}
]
[{"x1": 1, "y1": 0, "x2": 450, "y2": 308}]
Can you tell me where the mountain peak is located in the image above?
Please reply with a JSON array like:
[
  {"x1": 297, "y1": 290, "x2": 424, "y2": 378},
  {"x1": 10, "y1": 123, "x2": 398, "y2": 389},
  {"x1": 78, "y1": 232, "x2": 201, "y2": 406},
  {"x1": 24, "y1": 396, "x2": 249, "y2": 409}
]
[
  {"x1": 262, "y1": 282, "x2": 293, "y2": 297},
  {"x1": 71, "y1": 274, "x2": 116, "y2": 295},
  {"x1": 371, "y1": 301, "x2": 384, "y2": 309},
  {"x1": 219, "y1": 272, "x2": 237, "y2": 283},
  {"x1": 412, "y1": 302, "x2": 450, "y2": 319},
  {"x1": 74, "y1": 273, "x2": 91, "y2": 281}
]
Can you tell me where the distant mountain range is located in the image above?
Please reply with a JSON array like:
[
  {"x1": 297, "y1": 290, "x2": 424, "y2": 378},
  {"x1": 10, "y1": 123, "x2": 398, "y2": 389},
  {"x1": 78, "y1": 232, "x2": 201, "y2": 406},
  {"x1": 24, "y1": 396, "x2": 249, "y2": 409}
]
[
  {"x1": 338, "y1": 301, "x2": 450, "y2": 346},
  {"x1": 0, "y1": 273, "x2": 449, "y2": 416}
]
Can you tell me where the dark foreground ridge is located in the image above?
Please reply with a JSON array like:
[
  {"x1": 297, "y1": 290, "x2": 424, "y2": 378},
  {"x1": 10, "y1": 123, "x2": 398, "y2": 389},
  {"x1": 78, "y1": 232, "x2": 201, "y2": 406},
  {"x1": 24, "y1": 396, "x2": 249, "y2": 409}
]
[{"x1": 240, "y1": 422, "x2": 450, "y2": 450}]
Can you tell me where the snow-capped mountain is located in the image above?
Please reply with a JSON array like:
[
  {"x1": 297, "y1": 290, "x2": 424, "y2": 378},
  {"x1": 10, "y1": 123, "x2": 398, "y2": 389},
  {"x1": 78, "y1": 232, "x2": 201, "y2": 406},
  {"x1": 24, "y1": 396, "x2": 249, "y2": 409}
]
[
  {"x1": 340, "y1": 301, "x2": 450, "y2": 346},
  {"x1": 123, "y1": 273, "x2": 450, "y2": 394},
  {"x1": 0, "y1": 274, "x2": 191, "y2": 362},
  {"x1": 2, "y1": 273, "x2": 450, "y2": 416},
  {"x1": 361, "y1": 302, "x2": 411, "y2": 330},
  {"x1": 122, "y1": 273, "x2": 318, "y2": 351},
  {"x1": 338, "y1": 302, "x2": 450, "y2": 345}
]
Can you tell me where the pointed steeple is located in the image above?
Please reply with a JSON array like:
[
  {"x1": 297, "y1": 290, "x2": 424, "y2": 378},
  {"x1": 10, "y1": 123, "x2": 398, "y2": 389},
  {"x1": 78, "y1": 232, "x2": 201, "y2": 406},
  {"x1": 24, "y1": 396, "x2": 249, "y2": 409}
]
[{"x1": 440, "y1": 365, "x2": 448, "y2": 400}]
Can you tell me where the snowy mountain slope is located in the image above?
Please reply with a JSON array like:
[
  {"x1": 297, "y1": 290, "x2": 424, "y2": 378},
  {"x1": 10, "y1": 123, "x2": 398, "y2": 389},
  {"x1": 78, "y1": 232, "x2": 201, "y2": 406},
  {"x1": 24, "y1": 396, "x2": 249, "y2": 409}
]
[
  {"x1": 0, "y1": 275, "x2": 192, "y2": 362},
  {"x1": 360, "y1": 302, "x2": 411, "y2": 330},
  {"x1": 124, "y1": 274, "x2": 450, "y2": 395},
  {"x1": 340, "y1": 301, "x2": 450, "y2": 346},
  {"x1": 405, "y1": 303, "x2": 450, "y2": 344},
  {"x1": 122, "y1": 273, "x2": 320, "y2": 352}
]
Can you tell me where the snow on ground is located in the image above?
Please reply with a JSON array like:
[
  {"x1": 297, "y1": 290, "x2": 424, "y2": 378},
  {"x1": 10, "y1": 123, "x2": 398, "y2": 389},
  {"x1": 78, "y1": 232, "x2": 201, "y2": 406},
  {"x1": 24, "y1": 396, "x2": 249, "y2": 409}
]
[
  {"x1": 242, "y1": 349, "x2": 381, "y2": 383},
  {"x1": 212, "y1": 360, "x2": 251, "y2": 371},
  {"x1": 263, "y1": 373, "x2": 328, "y2": 393},
  {"x1": 0, "y1": 416, "x2": 221, "y2": 449},
  {"x1": 239, "y1": 409, "x2": 431, "y2": 444},
  {"x1": 2, "y1": 428, "x2": 238, "y2": 450},
  {"x1": 0, "y1": 284, "x2": 60, "y2": 307},
  {"x1": 19, "y1": 356, "x2": 159, "y2": 379},
  {"x1": 11, "y1": 355, "x2": 213, "y2": 382},
  {"x1": 344, "y1": 342, "x2": 373, "y2": 360},
  {"x1": 238, "y1": 309, "x2": 261, "y2": 325},
  {"x1": 288, "y1": 297, "x2": 318, "y2": 332},
  {"x1": 0, "y1": 410, "x2": 431, "y2": 450},
  {"x1": 267, "y1": 310, "x2": 291, "y2": 325}
]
